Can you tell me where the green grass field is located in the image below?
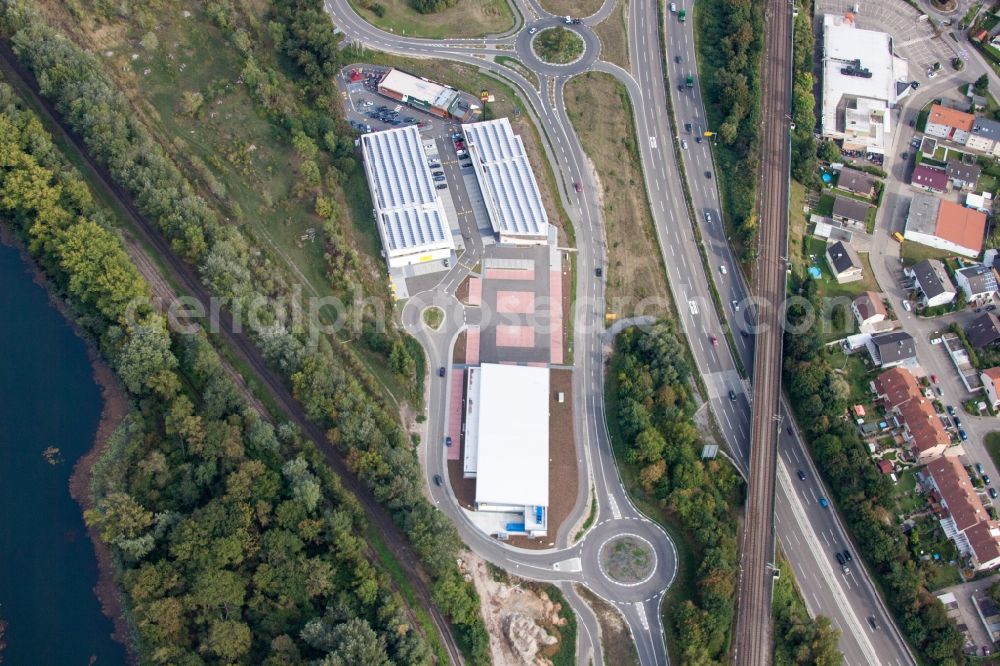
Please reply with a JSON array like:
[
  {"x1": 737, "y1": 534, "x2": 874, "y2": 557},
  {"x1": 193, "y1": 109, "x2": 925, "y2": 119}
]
[{"x1": 348, "y1": 0, "x2": 514, "y2": 39}]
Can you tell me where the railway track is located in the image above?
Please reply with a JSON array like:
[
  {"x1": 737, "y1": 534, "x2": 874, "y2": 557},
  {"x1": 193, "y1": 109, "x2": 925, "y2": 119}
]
[
  {"x1": 0, "y1": 42, "x2": 464, "y2": 666},
  {"x1": 731, "y1": 0, "x2": 793, "y2": 663}
]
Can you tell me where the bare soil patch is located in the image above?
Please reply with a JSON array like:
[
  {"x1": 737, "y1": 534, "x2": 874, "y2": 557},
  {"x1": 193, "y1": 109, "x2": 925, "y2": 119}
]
[
  {"x1": 453, "y1": 329, "x2": 468, "y2": 364},
  {"x1": 464, "y1": 552, "x2": 572, "y2": 665},
  {"x1": 566, "y1": 72, "x2": 669, "y2": 318},
  {"x1": 539, "y1": 0, "x2": 605, "y2": 19}
]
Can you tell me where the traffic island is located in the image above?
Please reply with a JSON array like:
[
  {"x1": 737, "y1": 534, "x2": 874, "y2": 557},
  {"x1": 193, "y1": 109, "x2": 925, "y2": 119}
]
[
  {"x1": 599, "y1": 535, "x2": 656, "y2": 584},
  {"x1": 422, "y1": 305, "x2": 444, "y2": 330},
  {"x1": 532, "y1": 26, "x2": 585, "y2": 65}
]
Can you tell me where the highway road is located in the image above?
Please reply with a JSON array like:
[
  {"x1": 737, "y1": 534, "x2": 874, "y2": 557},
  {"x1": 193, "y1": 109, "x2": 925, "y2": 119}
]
[{"x1": 324, "y1": 0, "x2": 918, "y2": 664}]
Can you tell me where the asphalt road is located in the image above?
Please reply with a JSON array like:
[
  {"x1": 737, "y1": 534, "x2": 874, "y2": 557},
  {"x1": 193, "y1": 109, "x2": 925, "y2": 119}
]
[{"x1": 323, "y1": 0, "x2": 920, "y2": 664}]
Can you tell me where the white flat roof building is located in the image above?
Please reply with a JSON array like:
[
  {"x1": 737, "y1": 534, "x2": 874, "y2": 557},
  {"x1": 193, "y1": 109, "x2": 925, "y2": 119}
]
[
  {"x1": 463, "y1": 118, "x2": 550, "y2": 245},
  {"x1": 361, "y1": 125, "x2": 454, "y2": 267},
  {"x1": 821, "y1": 13, "x2": 909, "y2": 155},
  {"x1": 471, "y1": 364, "x2": 549, "y2": 531}
]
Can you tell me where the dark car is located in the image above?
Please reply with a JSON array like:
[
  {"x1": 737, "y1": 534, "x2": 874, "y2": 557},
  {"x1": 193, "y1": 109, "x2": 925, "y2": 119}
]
[
  {"x1": 728, "y1": 389, "x2": 737, "y2": 402},
  {"x1": 705, "y1": 171, "x2": 712, "y2": 179},
  {"x1": 797, "y1": 469, "x2": 806, "y2": 481},
  {"x1": 990, "y1": 487, "x2": 998, "y2": 500},
  {"x1": 595, "y1": 267, "x2": 603, "y2": 278},
  {"x1": 787, "y1": 426, "x2": 793, "y2": 436},
  {"x1": 675, "y1": 55, "x2": 682, "y2": 63},
  {"x1": 438, "y1": 367, "x2": 446, "y2": 377},
  {"x1": 433, "y1": 474, "x2": 443, "y2": 486},
  {"x1": 428, "y1": 162, "x2": 441, "y2": 169},
  {"x1": 843, "y1": 549, "x2": 852, "y2": 563},
  {"x1": 695, "y1": 135, "x2": 702, "y2": 143},
  {"x1": 868, "y1": 616, "x2": 879, "y2": 631},
  {"x1": 436, "y1": 183, "x2": 448, "y2": 190},
  {"x1": 954, "y1": 415, "x2": 962, "y2": 428},
  {"x1": 960, "y1": 429, "x2": 969, "y2": 442},
  {"x1": 835, "y1": 552, "x2": 846, "y2": 566},
  {"x1": 984, "y1": 473, "x2": 992, "y2": 485},
  {"x1": 432, "y1": 171, "x2": 444, "y2": 177},
  {"x1": 445, "y1": 436, "x2": 452, "y2": 447},
  {"x1": 684, "y1": 122, "x2": 692, "y2": 132},
  {"x1": 461, "y1": 161, "x2": 473, "y2": 168},
  {"x1": 947, "y1": 405, "x2": 956, "y2": 417}
]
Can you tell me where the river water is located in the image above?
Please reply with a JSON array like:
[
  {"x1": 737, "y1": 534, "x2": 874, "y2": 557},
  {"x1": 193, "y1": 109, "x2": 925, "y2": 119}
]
[{"x1": 0, "y1": 241, "x2": 125, "y2": 664}]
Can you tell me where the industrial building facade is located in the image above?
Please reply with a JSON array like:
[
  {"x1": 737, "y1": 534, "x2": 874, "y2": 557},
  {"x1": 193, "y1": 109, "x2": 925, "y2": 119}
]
[
  {"x1": 463, "y1": 118, "x2": 551, "y2": 245},
  {"x1": 820, "y1": 13, "x2": 910, "y2": 155},
  {"x1": 360, "y1": 125, "x2": 454, "y2": 268},
  {"x1": 463, "y1": 364, "x2": 550, "y2": 537},
  {"x1": 377, "y1": 68, "x2": 467, "y2": 120}
]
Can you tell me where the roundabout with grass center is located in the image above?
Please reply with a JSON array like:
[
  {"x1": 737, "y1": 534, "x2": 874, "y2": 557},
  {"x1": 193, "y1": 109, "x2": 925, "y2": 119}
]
[
  {"x1": 599, "y1": 534, "x2": 657, "y2": 585},
  {"x1": 532, "y1": 26, "x2": 585, "y2": 65},
  {"x1": 422, "y1": 306, "x2": 445, "y2": 330}
]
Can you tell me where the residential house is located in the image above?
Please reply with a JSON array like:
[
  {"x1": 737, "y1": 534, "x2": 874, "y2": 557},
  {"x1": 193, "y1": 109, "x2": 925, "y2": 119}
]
[
  {"x1": 910, "y1": 164, "x2": 949, "y2": 193},
  {"x1": 954, "y1": 264, "x2": 998, "y2": 304},
  {"x1": 831, "y1": 195, "x2": 872, "y2": 227},
  {"x1": 873, "y1": 367, "x2": 949, "y2": 462},
  {"x1": 905, "y1": 258, "x2": 957, "y2": 308},
  {"x1": 852, "y1": 291, "x2": 889, "y2": 333},
  {"x1": 920, "y1": 136, "x2": 938, "y2": 157},
  {"x1": 969, "y1": 94, "x2": 988, "y2": 113},
  {"x1": 966, "y1": 117, "x2": 1000, "y2": 157},
  {"x1": 924, "y1": 104, "x2": 975, "y2": 143},
  {"x1": 966, "y1": 311, "x2": 1000, "y2": 348},
  {"x1": 981, "y1": 367, "x2": 1000, "y2": 410},
  {"x1": 946, "y1": 159, "x2": 982, "y2": 191},
  {"x1": 867, "y1": 331, "x2": 917, "y2": 368},
  {"x1": 825, "y1": 240, "x2": 864, "y2": 283},
  {"x1": 836, "y1": 168, "x2": 876, "y2": 198},
  {"x1": 926, "y1": 455, "x2": 1000, "y2": 571},
  {"x1": 905, "y1": 196, "x2": 986, "y2": 259}
]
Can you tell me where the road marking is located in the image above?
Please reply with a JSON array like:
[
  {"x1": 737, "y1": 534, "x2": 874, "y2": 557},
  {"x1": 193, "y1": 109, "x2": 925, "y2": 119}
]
[
  {"x1": 608, "y1": 493, "x2": 622, "y2": 519},
  {"x1": 634, "y1": 603, "x2": 650, "y2": 631}
]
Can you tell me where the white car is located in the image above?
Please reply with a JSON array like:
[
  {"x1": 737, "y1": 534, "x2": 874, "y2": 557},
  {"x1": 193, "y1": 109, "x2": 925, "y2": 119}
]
[
  {"x1": 902, "y1": 299, "x2": 912, "y2": 312},
  {"x1": 719, "y1": 265, "x2": 727, "y2": 275},
  {"x1": 669, "y1": 2, "x2": 677, "y2": 11},
  {"x1": 529, "y1": 27, "x2": 536, "y2": 34},
  {"x1": 681, "y1": 139, "x2": 688, "y2": 149}
]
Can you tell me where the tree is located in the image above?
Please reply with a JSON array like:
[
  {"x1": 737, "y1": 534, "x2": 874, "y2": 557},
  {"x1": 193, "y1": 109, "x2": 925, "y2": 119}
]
[
  {"x1": 818, "y1": 139, "x2": 841, "y2": 163},
  {"x1": 180, "y1": 91, "x2": 204, "y2": 117},
  {"x1": 206, "y1": 619, "x2": 252, "y2": 661},
  {"x1": 140, "y1": 31, "x2": 159, "y2": 51},
  {"x1": 975, "y1": 73, "x2": 989, "y2": 96},
  {"x1": 115, "y1": 316, "x2": 177, "y2": 395}
]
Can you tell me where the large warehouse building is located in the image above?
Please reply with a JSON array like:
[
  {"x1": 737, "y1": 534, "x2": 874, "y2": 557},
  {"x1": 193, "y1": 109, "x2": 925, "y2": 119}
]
[
  {"x1": 463, "y1": 118, "x2": 551, "y2": 245},
  {"x1": 360, "y1": 125, "x2": 454, "y2": 268},
  {"x1": 821, "y1": 13, "x2": 910, "y2": 155},
  {"x1": 463, "y1": 363, "x2": 549, "y2": 537},
  {"x1": 377, "y1": 68, "x2": 466, "y2": 120}
]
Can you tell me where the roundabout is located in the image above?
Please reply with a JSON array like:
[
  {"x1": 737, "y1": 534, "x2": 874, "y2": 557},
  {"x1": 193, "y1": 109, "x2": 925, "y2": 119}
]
[
  {"x1": 516, "y1": 18, "x2": 600, "y2": 76},
  {"x1": 531, "y1": 26, "x2": 586, "y2": 65}
]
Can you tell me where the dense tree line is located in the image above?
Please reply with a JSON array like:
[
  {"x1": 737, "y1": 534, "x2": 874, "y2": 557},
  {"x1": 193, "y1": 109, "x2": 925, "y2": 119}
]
[
  {"x1": 773, "y1": 561, "x2": 842, "y2": 666},
  {"x1": 410, "y1": 0, "x2": 459, "y2": 14},
  {"x1": 0, "y1": 3, "x2": 487, "y2": 661},
  {"x1": 790, "y1": 1, "x2": 818, "y2": 186},
  {"x1": 611, "y1": 324, "x2": 743, "y2": 663},
  {"x1": 0, "y1": 84, "x2": 432, "y2": 664},
  {"x1": 696, "y1": 0, "x2": 764, "y2": 259},
  {"x1": 784, "y1": 277, "x2": 965, "y2": 665}
]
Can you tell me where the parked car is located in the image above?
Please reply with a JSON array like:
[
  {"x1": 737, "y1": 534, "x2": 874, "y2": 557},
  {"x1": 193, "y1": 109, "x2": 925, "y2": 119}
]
[
  {"x1": 428, "y1": 162, "x2": 441, "y2": 169},
  {"x1": 960, "y1": 429, "x2": 969, "y2": 441},
  {"x1": 947, "y1": 405, "x2": 956, "y2": 417},
  {"x1": 445, "y1": 436, "x2": 452, "y2": 447},
  {"x1": 438, "y1": 366, "x2": 446, "y2": 377},
  {"x1": 902, "y1": 300, "x2": 912, "y2": 312},
  {"x1": 433, "y1": 474, "x2": 443, "y2": 486},
  {"x1": 984, "y1": 473, "x2": 991, "y2": 485},
  {"x1": 432, "y1": 171, "x2": 444, "y2": 177},
  {"x1": 990, "y1": 488, "x2": 998, "y2": 500},
  {"x1": 977, "y1": 463, "x2": 985, "y2": 475},
  {"x1": 954, "y1": 416, "x2": 962, "y2": 428},
  {"x1": 930, "y1": 374, "x2": 938, "y2": 383},
  {"x1": 797, "y1": 469, "x2": 806, "y2": 481},
  {"x1": 436, "y1": 183, "x2": 448, "y2": 190}
]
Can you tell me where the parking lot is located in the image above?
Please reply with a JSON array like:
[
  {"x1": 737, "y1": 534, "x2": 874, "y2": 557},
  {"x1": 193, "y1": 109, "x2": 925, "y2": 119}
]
[
  {"x1": 816, "y1": 0, "x2": 963, "y2": 76},
  {"x1": 336, "y1": 65, "x2": 494, "y2": 296}
]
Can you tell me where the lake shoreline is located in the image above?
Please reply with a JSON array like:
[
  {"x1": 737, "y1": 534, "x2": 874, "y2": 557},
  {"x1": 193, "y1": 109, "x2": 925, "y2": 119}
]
[{"x1": 0, "y1": 228, "x2": 137, "y2": 664}]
